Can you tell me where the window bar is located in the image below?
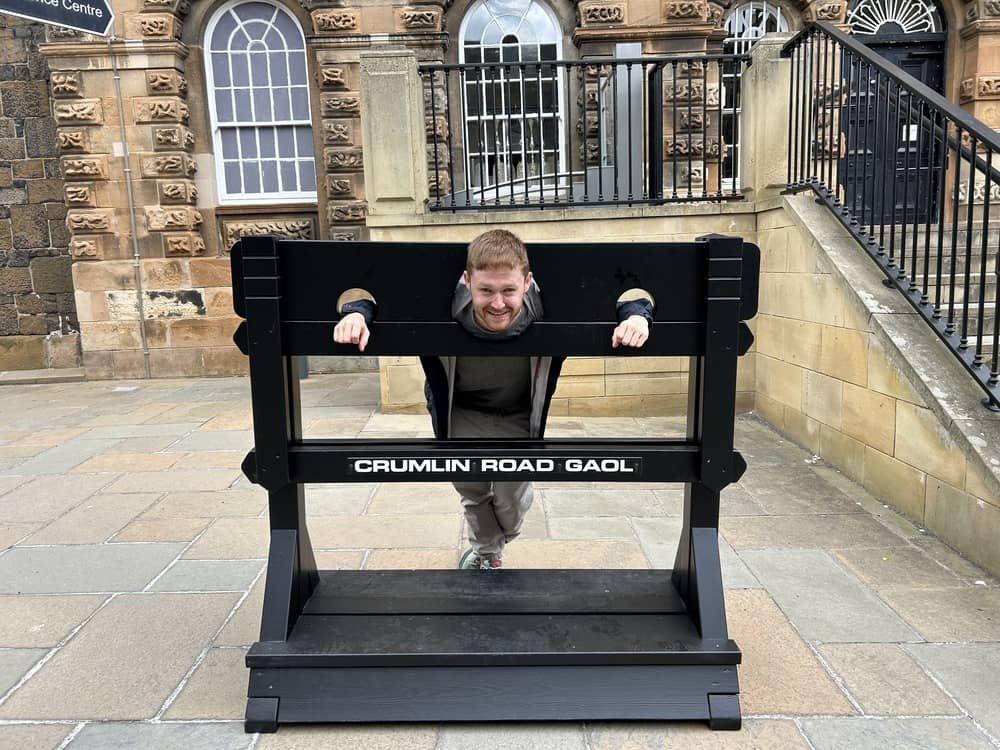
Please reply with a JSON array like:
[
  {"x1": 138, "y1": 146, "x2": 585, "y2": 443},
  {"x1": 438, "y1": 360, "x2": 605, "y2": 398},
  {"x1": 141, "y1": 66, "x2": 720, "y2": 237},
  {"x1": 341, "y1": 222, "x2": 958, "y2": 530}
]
[
  {"x1": 500, "y1": 63, "x2": 515, "y2": 206},
  {"x1": 845, "y1": 51, "x2": 860, "y2": 221},
  {"x1": 553, "y1": 65, "x2": 563, "y2": 205},
  {"x1": 805, "y1": 33, "x2": 816, "y2": 183},
  {"x1": 648, "y1": 62, "x2": 664, "y2": 201},
  {"x1": 868, "y1": 69, "x2": 882, "y2": 244},
  {"x1": 830, "y1": 38, "x2": 843, "y2": 209},
  {"x1": 899, "y1": 89, "x2": 912, "y2": 282},
  {"x1": 701, "y1": 59, "x2": 708, "y2": 200},
  {"x1": 567, "y1": 64, "x2": 575, "y2": 204},
  {"x1": 876, "y1": 75, "x2": 894, "y2": 255},
  {"x1": 490, "y1": 64, "x2": 502, "y2": 207},
  {"x1": 933, "y1": 116, "x2": 948, "y2": 320},
  {"x1": 946, "y1": 124, "x2": 963, "y2": 335},
  {"x1": 613, "y1": 62, "x2": 620, "y2": 204},
  {"x1": 859, "y1": 60, "x2": 872, "y2": 229},
  {"x1": 960, "y1": 132, "x2": 978, "y2": 350},
  {"x1": 974, "y1": 148, "x2": 992, "y2": 367},
  {"x1": 471, "y1": 69, "x2": 487, "y2": 206},
  {"x1": 671, "y1": 61, "x2": 678, "y2": 200},
  {"x1": 428, "y1": 71, "x2": 441, "y2": 209},
  {"x1": 581, "y1": 66, "x2": 589, "y2": 205},
  {"x1": 819, "y1": 31, "x2": 829, "y2": 191},
  {"x1": 990, "y1": 226, "x2": 1000, "y2": 387},
  {"x1": 596, "y1": 69, "x2": 604, "y2": 204},
  {"x1": 887, "y1": 84, "x2": 902, "y2": 268},
  {"x1": 627, "y1": 61, "x2": 634, "y2": 204},
  {"x1": 686, "y1": 59, "x2": 693, "y2": 198},
  {"x1": 788, "y1": 43, "x2": 798, "y2": 186},
  {"x1": 536, "y1": 62, "x2": 545, "y2": 206},
  {"x1": 919, "y1": 103, "x2": 933, "y2": 305},
  {"x1": 516, "y1": 63, "x2": 529, "y2": 204},
  {"x1": 719, "y1": 58, "x2": 726, "y2": 198},
  {"x1": 443, "y1": 70, "x2": 459, "y2": 210}
]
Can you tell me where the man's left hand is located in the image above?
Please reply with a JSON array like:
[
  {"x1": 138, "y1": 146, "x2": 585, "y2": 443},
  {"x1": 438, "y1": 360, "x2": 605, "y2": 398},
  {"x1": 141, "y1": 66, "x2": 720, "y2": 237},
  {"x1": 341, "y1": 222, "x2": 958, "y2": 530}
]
[{"x1": 612, "y1": 315, "x2": 649, "y2": 348}]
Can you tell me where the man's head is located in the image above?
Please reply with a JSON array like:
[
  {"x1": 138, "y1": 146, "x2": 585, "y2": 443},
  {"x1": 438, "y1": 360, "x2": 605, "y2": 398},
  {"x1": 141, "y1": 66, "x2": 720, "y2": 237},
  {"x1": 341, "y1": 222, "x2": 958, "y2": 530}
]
[{"x1": 463, "y1": 229, "x2": 533, "y2": 333}]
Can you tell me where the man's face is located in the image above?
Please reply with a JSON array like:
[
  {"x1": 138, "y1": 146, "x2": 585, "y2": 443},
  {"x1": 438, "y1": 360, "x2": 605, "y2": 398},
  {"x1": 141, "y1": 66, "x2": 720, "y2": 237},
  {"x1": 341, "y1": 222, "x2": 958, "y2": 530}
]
[{"x1": 463, "y1": 266, "x2": 533, "y2": 332}]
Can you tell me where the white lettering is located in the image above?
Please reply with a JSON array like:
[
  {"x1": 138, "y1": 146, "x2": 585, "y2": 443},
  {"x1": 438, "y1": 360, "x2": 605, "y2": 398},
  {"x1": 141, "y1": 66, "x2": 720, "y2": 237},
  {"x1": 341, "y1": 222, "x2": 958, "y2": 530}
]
[
  {"x1": 354, "y1": 459, "x2": 372, "y2": 473},
  {"x1": 481, "y1": 458, "x2": 498, "y2": 471},
  {"x1": 61, "y1": 0, "x2": 104, "y2": 16},
  {"x1": 565, "y1": 458, "x2": 635, "y2": 473}
]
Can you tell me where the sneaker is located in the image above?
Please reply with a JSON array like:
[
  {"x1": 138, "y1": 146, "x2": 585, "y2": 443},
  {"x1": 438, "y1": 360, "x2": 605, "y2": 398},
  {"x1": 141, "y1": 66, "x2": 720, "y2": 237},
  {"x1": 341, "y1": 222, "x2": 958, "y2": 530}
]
[{"x1": 458, "y1": 548, "x2": 503, "y2": 571}]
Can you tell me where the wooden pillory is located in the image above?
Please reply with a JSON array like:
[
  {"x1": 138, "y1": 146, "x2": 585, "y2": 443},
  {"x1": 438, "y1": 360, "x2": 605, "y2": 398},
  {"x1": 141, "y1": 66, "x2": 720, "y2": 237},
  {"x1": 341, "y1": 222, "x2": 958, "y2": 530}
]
[{"x1": 230, "y1": 234, "x2": 760, "y2": 733}]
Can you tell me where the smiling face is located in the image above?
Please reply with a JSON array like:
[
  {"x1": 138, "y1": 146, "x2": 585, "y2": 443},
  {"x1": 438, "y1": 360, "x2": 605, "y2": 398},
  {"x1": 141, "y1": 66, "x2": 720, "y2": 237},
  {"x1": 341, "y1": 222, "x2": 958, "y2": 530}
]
[{"x1": 463, "y1": 266, "x2": 534, "y2": 332}]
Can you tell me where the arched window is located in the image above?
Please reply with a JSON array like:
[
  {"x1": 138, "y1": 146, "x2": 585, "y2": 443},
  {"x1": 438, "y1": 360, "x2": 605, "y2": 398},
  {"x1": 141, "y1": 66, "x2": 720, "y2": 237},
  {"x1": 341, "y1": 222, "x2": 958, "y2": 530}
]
[
  {"x1": 204, "y1": 1, "x2": 316, "y2": 204},
  {"x1": 721, "y1": 2, "x2": 789, "y2": 188},
  {"x1": 847, "y1": 0, "x2": 942, "y2": 33},
  {"x1": 459, "y1": 0, "x2": 564, "y2": 199}
]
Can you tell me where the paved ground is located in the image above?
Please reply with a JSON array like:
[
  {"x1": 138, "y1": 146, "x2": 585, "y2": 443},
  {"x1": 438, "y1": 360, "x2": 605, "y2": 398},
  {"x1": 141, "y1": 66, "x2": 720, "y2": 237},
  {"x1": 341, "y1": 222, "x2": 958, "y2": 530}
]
[{"x1": 0, "y1": 372, "x2": 998, "y2": 749}]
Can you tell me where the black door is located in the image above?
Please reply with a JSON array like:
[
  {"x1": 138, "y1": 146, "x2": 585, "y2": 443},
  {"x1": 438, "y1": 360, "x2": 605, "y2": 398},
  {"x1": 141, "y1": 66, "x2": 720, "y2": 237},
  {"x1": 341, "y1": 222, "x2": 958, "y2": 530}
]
[{"x1": 840, "y1": 33, "x2": 946, "y2": 226}]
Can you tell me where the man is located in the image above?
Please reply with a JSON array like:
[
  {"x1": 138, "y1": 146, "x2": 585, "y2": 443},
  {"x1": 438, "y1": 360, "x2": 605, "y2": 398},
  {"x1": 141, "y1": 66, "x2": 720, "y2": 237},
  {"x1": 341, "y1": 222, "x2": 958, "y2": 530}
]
[{"x1": 334, "y1": 229, "x2": 653, "y2": 570}]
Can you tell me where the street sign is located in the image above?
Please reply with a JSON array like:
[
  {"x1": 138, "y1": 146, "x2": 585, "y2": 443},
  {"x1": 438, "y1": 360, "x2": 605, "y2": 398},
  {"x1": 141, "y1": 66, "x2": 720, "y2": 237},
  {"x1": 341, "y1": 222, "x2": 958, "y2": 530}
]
[{"x1": 0, "y1": 0, "x2": 115, "y2": 36}]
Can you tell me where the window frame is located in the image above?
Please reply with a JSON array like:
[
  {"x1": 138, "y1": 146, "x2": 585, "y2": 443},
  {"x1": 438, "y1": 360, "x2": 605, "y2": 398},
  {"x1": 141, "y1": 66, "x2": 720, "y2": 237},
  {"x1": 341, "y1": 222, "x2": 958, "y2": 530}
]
[{"x1": 203, "y1": 0, "x2": 318, "y2": 206}]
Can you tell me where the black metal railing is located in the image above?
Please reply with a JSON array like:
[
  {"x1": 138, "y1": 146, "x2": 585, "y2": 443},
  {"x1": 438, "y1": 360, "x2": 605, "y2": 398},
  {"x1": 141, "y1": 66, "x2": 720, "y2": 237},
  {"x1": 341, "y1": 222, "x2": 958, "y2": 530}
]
[
  {"x1": 418, "y1": 54, "x2": 748, "y2": 211},
  {"x1": 783, "y1": 22, "x2": 1000, "y2": 410}
]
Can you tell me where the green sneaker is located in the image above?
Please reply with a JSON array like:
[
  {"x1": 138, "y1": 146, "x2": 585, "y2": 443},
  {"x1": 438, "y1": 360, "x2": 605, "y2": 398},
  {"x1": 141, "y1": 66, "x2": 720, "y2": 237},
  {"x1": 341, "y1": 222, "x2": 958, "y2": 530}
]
[{"x1": 458, "y1": 548, "x2": 503, "y2": 571}]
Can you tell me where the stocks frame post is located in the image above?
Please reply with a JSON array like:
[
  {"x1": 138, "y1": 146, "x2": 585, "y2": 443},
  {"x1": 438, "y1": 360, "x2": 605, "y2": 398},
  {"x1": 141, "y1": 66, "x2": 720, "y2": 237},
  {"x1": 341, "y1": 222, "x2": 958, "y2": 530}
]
[{"x1": 231, "y1": 234, "x2": 759, "y2": 732}]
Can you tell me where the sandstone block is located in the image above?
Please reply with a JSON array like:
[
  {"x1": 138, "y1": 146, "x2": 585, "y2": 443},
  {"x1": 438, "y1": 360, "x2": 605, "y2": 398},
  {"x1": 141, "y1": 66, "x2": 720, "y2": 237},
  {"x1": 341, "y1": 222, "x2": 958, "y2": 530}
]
[
  {"x1": 925, "y1": 476, "x2": 1000, "y2": 574},
  {"x1": 168, "y1": 317, "x2": 240, "y2": 348},
  {"x1": 202, "y1": 346, "x2": 248, "y2": 376},
  {"x1": 189, "y1": 258, "x2": 231, "y2": 287},
  {"x1": 0, "y1": 267, "x2": 31, "y2": 294},
  {"x1": 140, "y1": 258, "x2": 191, "y2": 288},
  {"x1": 819, "y1": 425, "x2": 865, "y2": 484},
  {"x1": 0, "y1": 336, "x2": 46, "y2": 369},
  {"x1": 79, "y1": 321, "x2": 143, "y2": 351},
  {"x1": 894, "y1": 401, "x2": 966, "y2": 488},
  {"x1": 820, "y1": 325, "x2": 868, "y2": 386},
  {"x1": 12, "y1": 159, "x2": 44, "y2": 179},
  {"x1": 757, "y1": 354, "x2": 803, "y2": 409},
  {"x1": 27, "y1": 179, "x2": 64, "y2": 204},
  {"x1": 29, "y1": 256, "x2": 72, "y2": 293},
  {"x1": 841, "y1": 382, "x2": 895, "y2": 455},
  {"x1": 863, "y1": 446, "x2": 927, "y2": 522},
  {"x1": 149, "y1": 346, "x2": 203, "y2": 377},
  {"x1": 46, "y1": 333, "x2": 81, "y2": 368},
  {"x1": 82, "y1": 350, "x2": 114, "y2": 379}
]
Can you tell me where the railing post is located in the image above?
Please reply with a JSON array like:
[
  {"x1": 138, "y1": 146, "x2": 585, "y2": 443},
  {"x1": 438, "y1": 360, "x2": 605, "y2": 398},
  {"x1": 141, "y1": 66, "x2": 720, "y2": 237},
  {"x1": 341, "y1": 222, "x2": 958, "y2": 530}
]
[
  {"x1": 359, "y1": 50, "x2": 429, "y2": 217},
  {"x1": 740, "y1": 34, "x2": 794, "y2": 203}
]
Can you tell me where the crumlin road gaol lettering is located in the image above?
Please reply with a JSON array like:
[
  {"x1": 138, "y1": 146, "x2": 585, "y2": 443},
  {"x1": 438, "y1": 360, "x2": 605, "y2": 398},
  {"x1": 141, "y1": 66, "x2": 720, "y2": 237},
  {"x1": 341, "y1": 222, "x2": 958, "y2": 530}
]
[{"x1": 349, "y1": 457, "x2": 641, "y2": 475}]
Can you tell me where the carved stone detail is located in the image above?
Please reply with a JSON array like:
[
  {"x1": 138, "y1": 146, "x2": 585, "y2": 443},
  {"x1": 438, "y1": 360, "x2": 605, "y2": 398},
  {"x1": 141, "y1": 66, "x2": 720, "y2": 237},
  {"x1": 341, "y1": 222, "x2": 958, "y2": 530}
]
[
  {"x1": 328, "y1": 202, "x2": 367, "y2": 223},
  {"x1": 331, "y1": 227, "x2": 362, "y2": 242},
  {"x1": 425, "y1": 115, "x2": 449, "y2": 141},
  {"x1": 664, "y1": 0, "x2": 707, "y2": 19},
  {"x1": 325, "y1": 147, "x2": 364, "y2": 171},
  {"x1": 57, "y1": 130, "x2": 87, "y2": 151},
  {"x1": 664, "y1": 80, "x2": 719, "y2": 105},
  {"x1": 326, "y1": 175, "x2": 356, "y2": 198},
  {"x1": 66, "y1": 209, "x2": 114, "y2": 232},
  {"x1": 978, "y1": 76, "x2": 1000, "y2": 97},
  {"x1": 319, "y1": 66, "x2": 349, "y2": 89},
  {"x1": 967, "y1": 2, "x2": 979, "y2": 22},
  {"x1": 51, "y1": 72, "x2": 82, "y2": 97},
  {"x1": 814, "y1": 2, "x2": 844, "y2": 20},
  {"x1": 429, "y1": 170, "x2": 451, "y2": 196},
  {"x1": 165, "y1": 233, "x2": 206, "y2": 256},
  {"x1": 960, "y1": 78, "x2": 976, "y2": 102},
  {"x1": 708, "y1": 2, "x2": 724, "y2": 26},
  {"x1": 223, "y1": 219, "x2": 315, "y2": 247},
  {"x1": 134, "y1": 97, "x2": 190, "y2": 124},
  {"x1": 159, "y1": 181, "x2": 198, "y2": 204},
  {"x1": 399, "y1": 7, "x2": 441, "y2": 29},
  {"x1": 986, "y1": 0, "x2": 1000, "y2": 15},
  {"x1": 153, "y1": 125, "x2": 196, "y2": 151},
  {"x1": 62, "y1": 157, "x2": 108, "y2": 180},
  {"x1": 70, "y1": 238, "x2": 100, "y2": 259},
  {"x1": 313, "y1": 9, "x2": 359, "y2": 33},
  {"x1": 679, "y1": 109, "x2": 705, "y2": 131},
  {"x1": 323, "y1": 120, "x2": 355, "y2": 145},
  {"x1": 65, "y1": 184, "x2": 94, "y2": 205},
  {"x1": 321, "y1": 93, "x2": 361, "y2": 117},
  {"x1": 146, "y1": 206, "x2": 203, "y2": 232},
  {"x1": 139, "y1": 153, "x2": 197, "y2": 178},
  {"x1": 581, "y1": 3, "x2": 626, "y2": 23},
  {"x1": 53, "y1": 100, "x2": 102, "y2": 124},
  {"x1": 47, "y1": 27, "x2": 81, "y2": 41},
  {"x1": 146, "y1": 70, "x2": 188, "y2": 96},
  {"x1": 133, "y1": 14, "x2": 176, "y2": 38},
  {"x1": 665, "y1": 136, "x2": 721, "y2": 157}
]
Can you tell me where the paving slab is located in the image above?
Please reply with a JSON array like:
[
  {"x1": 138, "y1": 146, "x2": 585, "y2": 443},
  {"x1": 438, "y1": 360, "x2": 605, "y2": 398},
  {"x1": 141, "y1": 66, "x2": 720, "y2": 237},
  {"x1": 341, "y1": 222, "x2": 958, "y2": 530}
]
[
  {"x1": 0, "y1": 524, "x2": 36, "y2": 549},
  {"x1": 303, "y1": 486, "x2": 373, "y2": 517},
  {"x1": 66, "y1": 721, "x2": 252, "y2": 749},
  {"x1": 365, "y1": 483, "x2": 457, "y2": 515},
  {"x1": 181, "y1": 451, "x2": 246, "y2": 469},
  {"x1": 144, "y1": 490, "x2": 266, "y2": 520},
  {"x1": 182, "y1": 518, "x2": 270, "y2": 559},
  {"x1": 437, "y1": 724, "x2": 586, "y2": 750},
  {"x1": 907, "y1": 644, "x2": 1000, "y2": 738},
  {"x1": 0, "y1": 595, "x2": 105, "y2": 647},
  {"x1": 307, "y1": 515, "x2": 461, "y2": 550},
  {"x1": 878, "y1": 587, "x2": 1000, "y2": 642},
  {"x1": 0, "y1": 723, "x2": 73, "y2": 750},
  {"x1": 0, "y1": 593, "x2": 239, "y2": 720},
  {"x1": 82, "y1": 423, "x2": 200, "y2": 439},
  {"x1": 739, "y1": 549, "x2": 921, "y2": 643},
  {"x1": 0, "y1": 543, "x2": 185, "y2": 594},
  {"x1": 799, "y1": 717, "x2": 993, "y2": 749},
  {"x1": 255, "y1": 724, "x2": 438, "y2": 749},
  {"x1": 725, "y1": 590, "x2": 854, "y2": 715},
  {"x1": 365, "y1": 548, "x2": 459, "y2": 569},
  {"x1": 148, "y1": 560, "x2": 265, "y2": 592},
  {"x1": 167, "y1": 430, "x2": 253, "y2": 452},
  {"x1": 2, "y1": 438, "x2": 124, "y2": 476},
  {"x1": 105, "y1": 469, "x2": 242, "y2": 494},
  {"x1": 162, "y1": 647, "x2": 248, "y2": 720},
  {"x1": 0, "y1": 475, "x2": 114, "y2": 525},
  {"x1": 831, "y1": 547, "x2": 966, "y2": 590},
  {"x1": 818, "y1": 643, "x2": 960, "y2": 716},
  {"x1": 548, "y1": 516, "x2": 635, "y2": 540},
  {"x1": 111, "y1": 517, "x2": 210, "y2": 543},
  {"x1": 631, "y1": 516, "x2": 682, "y2": 568},
  {"x1": 587, "y1": 719, "x2": 810, "y2": 748},
  {"x1": 25, "y1": 493, "x2": 160, "y2": 545},
  {"x1": 721, "y1": 513, "x2": 909, "y2": 550},
  {"x1": 0, "y1": 648, "x2": 47, "y2": 695},
  {"x1": 719, "y1": 485, "x2": 767, "y2": 516},
  {"x1": 70, "y1": 453, "x2": 180, "y2": 473},
  {"x1": 541, "y1": 489, "x2": 673, "y2": 517},
  {"x1": 503, "y1": 539, "x2": 649, "y2": 568}
]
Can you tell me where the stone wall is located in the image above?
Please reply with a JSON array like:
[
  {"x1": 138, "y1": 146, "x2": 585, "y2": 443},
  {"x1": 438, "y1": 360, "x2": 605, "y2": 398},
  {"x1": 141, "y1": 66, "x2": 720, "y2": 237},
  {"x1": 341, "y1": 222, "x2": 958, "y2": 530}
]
[
  {"x1": 0, "y1": 19, "x2": 80, "y2": 371},
  {"x1": 755, "y1": 194, "x2": 1000, "y2": 574}
]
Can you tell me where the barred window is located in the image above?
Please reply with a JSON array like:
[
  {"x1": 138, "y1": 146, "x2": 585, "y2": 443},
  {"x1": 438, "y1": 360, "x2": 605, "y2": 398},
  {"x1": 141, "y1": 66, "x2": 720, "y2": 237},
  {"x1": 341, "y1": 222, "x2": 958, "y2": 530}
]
[{"x1": 205, "y1": 1, "x2": 317, "y2": 204}]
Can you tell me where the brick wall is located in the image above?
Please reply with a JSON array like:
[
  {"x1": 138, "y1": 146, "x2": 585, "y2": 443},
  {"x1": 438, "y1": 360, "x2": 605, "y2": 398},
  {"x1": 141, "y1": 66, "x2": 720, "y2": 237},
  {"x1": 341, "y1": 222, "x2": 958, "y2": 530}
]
[{"x1": 0, "y1": 19, "x2": 80, "y2": 370}]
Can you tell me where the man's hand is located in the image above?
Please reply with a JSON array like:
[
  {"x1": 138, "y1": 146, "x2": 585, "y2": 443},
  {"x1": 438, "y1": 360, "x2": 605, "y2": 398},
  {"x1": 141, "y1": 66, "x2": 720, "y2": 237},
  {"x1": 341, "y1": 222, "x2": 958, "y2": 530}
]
[
  {"x1": 611, "y1": 315, "x2": 649, "y2": 348},
  {"x1": 333, "y1": 312, "x2": 370, "y2": 352}
]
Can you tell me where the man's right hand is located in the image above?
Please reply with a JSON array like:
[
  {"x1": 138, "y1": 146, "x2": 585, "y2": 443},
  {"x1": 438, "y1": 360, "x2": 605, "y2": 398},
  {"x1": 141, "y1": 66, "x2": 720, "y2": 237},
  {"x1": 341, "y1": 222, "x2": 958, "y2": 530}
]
[{"x1": 333, "y1": 312, "x2": 370, "y2": 352}]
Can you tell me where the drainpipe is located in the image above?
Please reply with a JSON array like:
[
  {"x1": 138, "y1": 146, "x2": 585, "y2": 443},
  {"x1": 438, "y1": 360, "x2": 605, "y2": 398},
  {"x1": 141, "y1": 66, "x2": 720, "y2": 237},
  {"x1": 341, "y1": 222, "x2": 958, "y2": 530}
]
[{"x1": 108, "y1": 35, "x2": 151, "y2": 378}]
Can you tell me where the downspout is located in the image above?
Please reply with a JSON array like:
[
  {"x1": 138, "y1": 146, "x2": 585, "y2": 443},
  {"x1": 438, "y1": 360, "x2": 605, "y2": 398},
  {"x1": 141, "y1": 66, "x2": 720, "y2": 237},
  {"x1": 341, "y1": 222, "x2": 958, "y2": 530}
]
[{"x1": 108, "y1": 35, "x2": 151, "y2": 378}]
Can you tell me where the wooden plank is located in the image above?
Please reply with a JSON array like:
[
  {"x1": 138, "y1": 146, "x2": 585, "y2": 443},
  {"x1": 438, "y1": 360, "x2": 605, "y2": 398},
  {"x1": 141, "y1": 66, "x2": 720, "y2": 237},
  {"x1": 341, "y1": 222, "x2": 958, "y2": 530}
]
[
  {"x1": 302, "y1": 569, "x2": 687, "y2": 615},
  {"x1": 247, "y1": 664, "x2": 739, "y2": 723}
]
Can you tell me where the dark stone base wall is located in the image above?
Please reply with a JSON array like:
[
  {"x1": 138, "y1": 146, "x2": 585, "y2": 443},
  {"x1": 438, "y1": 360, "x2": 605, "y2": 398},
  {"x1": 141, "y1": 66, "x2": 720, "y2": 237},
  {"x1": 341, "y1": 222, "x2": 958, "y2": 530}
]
[{"x1": 0, "y1": 18, "x2": 80, "y2": 370}]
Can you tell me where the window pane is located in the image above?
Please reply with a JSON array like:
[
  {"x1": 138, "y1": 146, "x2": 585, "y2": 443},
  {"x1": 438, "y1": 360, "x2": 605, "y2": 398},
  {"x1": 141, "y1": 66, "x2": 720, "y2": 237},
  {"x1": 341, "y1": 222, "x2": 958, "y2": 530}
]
[
  {"x1": 291, "y1": 87, "x2": 309, "y2": 120},
  {"x1": 289, "y1": 52, "x2": 307, "y2": 84},
  {"x1": 243, "y1": 162, "x2": 261, "y2": 193},
  {"x1": 280, "y1": 160, "x2": 297, "y2": 189},
  {"x1": 466, "y1": 84, "x2": 481, "y2": 115},
  {"x1": 244, "y1": 20, "x2": 267, "y2": 41},
  {"x1": 275, "y1": 12, "x2": 303, "y2": 49},
  {"x1": 273, "y1": 89, "x2": 291, "y2": 120},
  {"x1": 261, "y1": 160, "x2": 279, "y2": 192},
  {"x1": 259, "y1": 128, "x2": 276, "y2": 157},
  {"x1": 224, "y1": 162, "x2": 241, "y2": 193},
  {"x1": 542, "y1": 117, "x2": 556, "y2": 144},
  {"x1": 231, "y1": 29, "x2": 250, "y2": 52},
  {"x1": 299, "y1": 159, "x2": 316, "y2": 191},
  {"x1": 231, "y1": 54, "x2": 249, "y2": 86},
  {"x1": 234, "y1": 89, "x2": 252, "y2": 120},
  {"x1": 541, "y1": 80, "x2": 556, "y2": 111},
  {"x1": 524, "y1": 80, "x2": 538, "y2": 112},
  {"x1": 253, "y1": 89, "x2": 272, "y2": 121},
  {"x1": 270, "y1": 52, "x2": 288, "y2": 85},
  {"x1": 221, "y1": 129, "x2": 239, "y2": 158},
  {"x1": 540, "y1": 44, "x2": 556, "y2": 60},
  {"x1": 250, "y1": 51, "x2": 269, "y2": 86},
  {"x1": 277, "y1": 127, "x2": 295, "y2": 157},
  {"x1": 464, "y1": 46, "x2": 481, "y2": 63},
  {"x1": 264, "y1": 27, "x2": 283, "y2": 49},
  {"x1": 215, "y1": 92, "x2": 233, "y2": 121},
  {"x1": 211, "y1": 11, "x2": 237, "y2": 48},
  {"x1": 211, "y1": 53, "x2": 231, "y2": 86},
  {"x1": 295, "y1": 126, "x2": 312, "y2": 156},
  {"x1": 239, "y1": 129, "x2": 257, "y2": 158},
  {"x1": 236, "y1": 2, "x2": 273, "y2": 22}
]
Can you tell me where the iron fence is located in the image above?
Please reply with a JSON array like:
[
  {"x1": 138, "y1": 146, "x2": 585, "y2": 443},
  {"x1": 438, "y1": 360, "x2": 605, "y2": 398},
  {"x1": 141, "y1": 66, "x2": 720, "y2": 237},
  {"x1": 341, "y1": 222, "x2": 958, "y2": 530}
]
[
  {"x1": 418, "y1": 54, "x2": 749, "y2": 211},
  {"x1": 783, "y1": 22, "x2": 1000, "y2": 410}
]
